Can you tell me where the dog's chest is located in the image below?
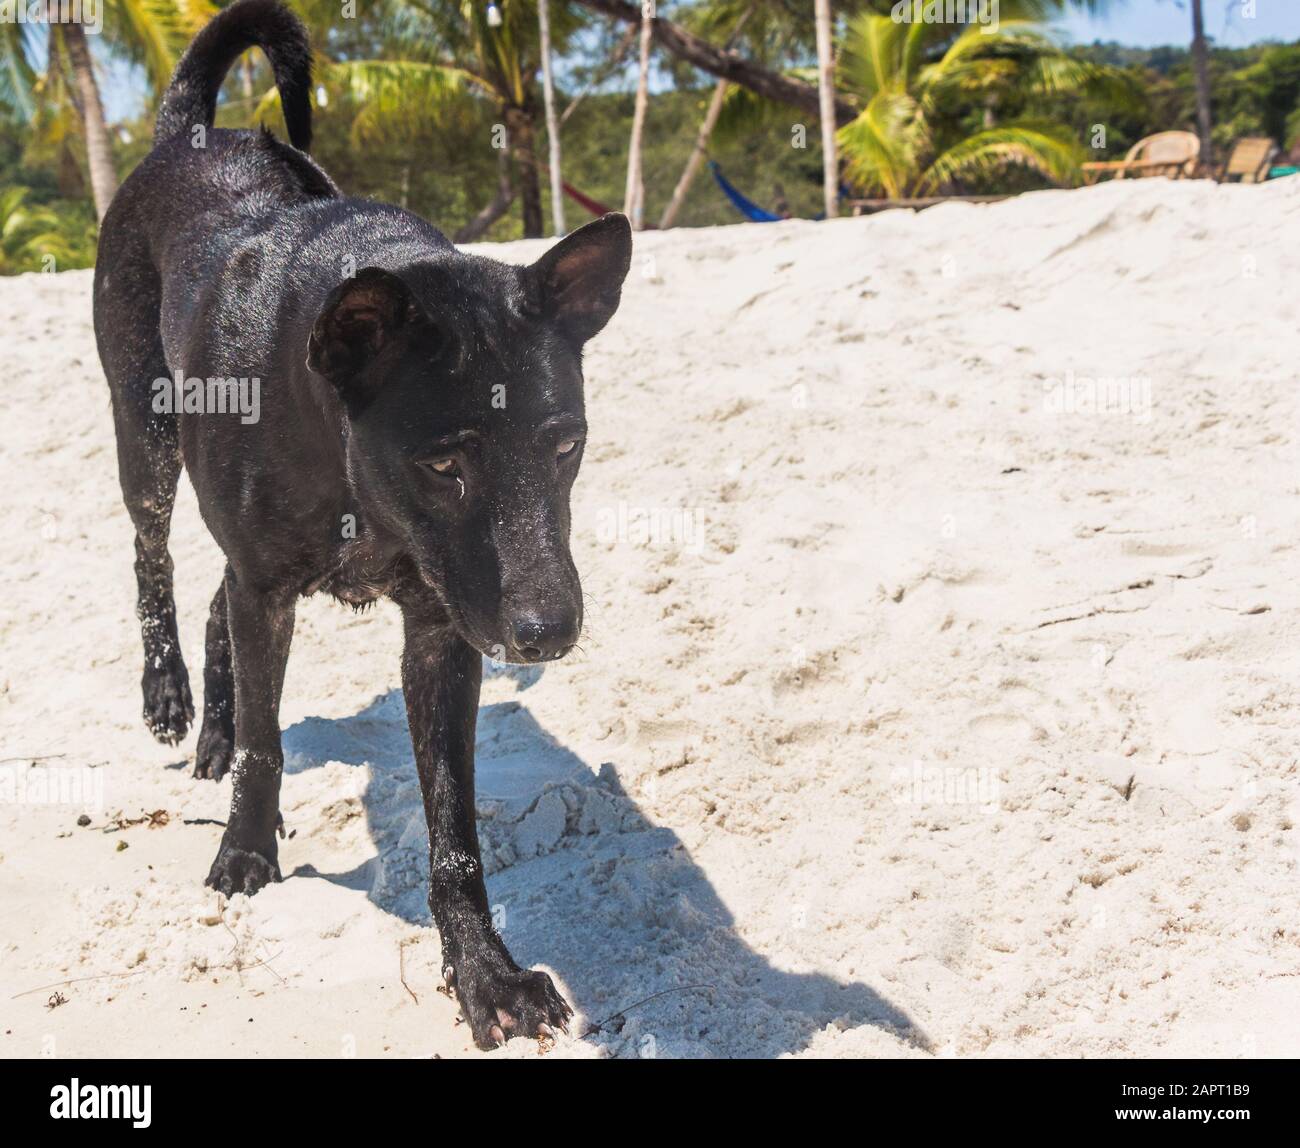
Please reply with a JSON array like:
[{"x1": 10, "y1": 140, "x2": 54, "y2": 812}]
[{"x1": 307, "y1": 541, "x2": 400, "y2": 607}]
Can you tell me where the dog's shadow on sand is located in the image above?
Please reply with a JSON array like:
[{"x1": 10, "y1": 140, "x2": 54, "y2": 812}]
[{"x1": 281, "y1": 665, "x2": 928, "y2": 1058}]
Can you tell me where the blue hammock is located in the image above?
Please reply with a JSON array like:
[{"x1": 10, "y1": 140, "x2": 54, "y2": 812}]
[
  {"x1": 709, "y1": 161, "x2": 783, "y2": 222},
  {"x1": 709, "y1": 161, "x2": 853, "y2": 222}
]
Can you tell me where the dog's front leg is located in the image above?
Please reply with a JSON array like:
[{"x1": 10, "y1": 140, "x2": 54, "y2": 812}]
[
  {"x1": 400, "y1": 604, "x2": 572, "y2": 1048},
  {"x1": 205, "y1": 577, "x2": 296, "y2": 897}
]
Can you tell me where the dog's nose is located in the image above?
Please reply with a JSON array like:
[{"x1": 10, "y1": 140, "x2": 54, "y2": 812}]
[{"x1": 508, "y1": 611, "x2": 579, "y2": 662}]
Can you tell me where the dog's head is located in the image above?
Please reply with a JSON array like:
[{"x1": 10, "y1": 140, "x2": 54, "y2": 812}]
[{"x1": 306, "y1": 214, "x2": 632, "y2": 663}]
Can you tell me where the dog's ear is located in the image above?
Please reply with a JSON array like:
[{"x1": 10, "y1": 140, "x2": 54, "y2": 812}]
[
  {"x1": 307, "y1": 267, "x2": 420, "y2": 400},
  {"x1": 531, "y1": 213, "x2": 632, "y2": 344}
]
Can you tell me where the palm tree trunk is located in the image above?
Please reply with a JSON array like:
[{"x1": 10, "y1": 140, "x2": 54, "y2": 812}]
[
  {"x1": 624, "y1": 1, "x2": 654, "y2": 228},
  {"x1": 538, "y1": 0, "x2": 566, "y2": 236},
  {"x1": 1190, "y1": 0, "x2": 1213, "y2": 172},
  {"x1": 506, "y1": 105, "x2": 544, "y2": 238},
  {"x1": 62, "y1": 22, "x2": 117, "y2": 222},
  {"x1": 659, "y1": 79, "x2": 726, "y2": 230},
  {"x1": 814, "y1": 0, "x2": 838, "y2": 219},
  {"x1": 658, "y1": 3, "x2": 755, "y2": 231}
]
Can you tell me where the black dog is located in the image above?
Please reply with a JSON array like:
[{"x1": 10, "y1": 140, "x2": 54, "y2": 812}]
[{"x1": 93, "y1": 0, "x2": 630, "y2": 1048}]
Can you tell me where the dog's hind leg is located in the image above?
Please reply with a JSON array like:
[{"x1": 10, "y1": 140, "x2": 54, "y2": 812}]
[
  {"x1": 194, "y1": 574, "x2": 235, "y2": 780},
  {"x1": 98, "y1": 252, "x2": 194, "y2": 746}
]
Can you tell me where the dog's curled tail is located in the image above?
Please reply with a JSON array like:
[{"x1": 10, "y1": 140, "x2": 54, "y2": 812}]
[{"x1": 155, "y1": 0, "x2": 313, "y2": 152}]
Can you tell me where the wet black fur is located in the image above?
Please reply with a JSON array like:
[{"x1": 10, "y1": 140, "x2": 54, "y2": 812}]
[{"x1": 93, "y1": 0, "x2": 631, "y2": 1048}]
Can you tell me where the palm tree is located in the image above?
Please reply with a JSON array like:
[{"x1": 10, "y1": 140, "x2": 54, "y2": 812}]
[
  {"x1": 248, "y1": 20, "x2": 504, "y2": 233},
  {"x1": 813, "y1": 0, "x2": 836, "y2": 218},
  {"x1": 285, "y1": 0, "x2": 576, "y2": 238},
  {"x1": 1, "y1": 2, "x2": 214, "y2": 221},
  {"x1": 574, "y1": 0, "x2": 1117, "y2": 135},
  {"x1": 623, "y1": 0, "x2": 653, "y2": 226},
  {"x1": 1189, "y1": 0, "x2": 1212, "y2": 168},
  {"x1": 537, "y1": 0, "x2": 566, "y2": 234},
  {"x1": 834, "y1": 2, "x2": 1132, "y2": 198},
  {"x1": 61, "y1": 20, "x2": 118, "y2": 220}
]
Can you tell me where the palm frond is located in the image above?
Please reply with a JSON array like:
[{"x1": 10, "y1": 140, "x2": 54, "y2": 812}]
[
  {"x1": 713, "y1": 80, "x2": 790, "y2": 142},
  {"x1": 101, "y1": 0, "x2": 216, "y2": 92},
  {"x1": 253, "y1": 58, "x2": 484, "y2": 145},
  {"x1": 1028, "y1": 52, "x2": 1143, "y2": 109},
  {"x1": 0, "y1": 20, "x2": 38, "y2": 121},
  {"x1": 920, "y1": 121, "x2": 1084, "y2": 192},
  {"x1": 838, "y1": 13, "x2": 911, "y2": 102},
  {"x1": 837, "y1": 90, "x2": 923, "y2": 199},
  {"x1": 0, "y1": 187, "x2": 96, "y2": 273}
]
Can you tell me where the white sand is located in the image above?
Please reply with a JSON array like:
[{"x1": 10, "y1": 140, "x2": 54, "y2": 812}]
[{"x1": 2, "y1": 177, "x2": 1298, "y2": 1059}]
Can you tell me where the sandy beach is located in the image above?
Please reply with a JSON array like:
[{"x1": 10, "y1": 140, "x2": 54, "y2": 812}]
[{"x1": 2, "y1": 175, "x2": 1298, "y2": 1058}]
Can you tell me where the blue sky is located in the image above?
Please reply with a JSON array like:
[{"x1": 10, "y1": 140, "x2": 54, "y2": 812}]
[
  {"x1": 98, "y1": 1, "x2": 1300, "y2": 124},
  {"x1": 1058, "y1": 0, "x2": 1300, "y2": 48}
]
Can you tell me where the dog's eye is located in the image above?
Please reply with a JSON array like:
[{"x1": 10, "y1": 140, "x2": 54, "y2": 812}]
[
  {"x1": 557, "y1": 440, "x2": 578, "y2": 458},
  {"x1": 426, "y1": 458, "x2": 459, "y2": 476}
]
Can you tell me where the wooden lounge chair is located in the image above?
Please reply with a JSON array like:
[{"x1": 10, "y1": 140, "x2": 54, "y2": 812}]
[
  {"x1": 1218, "y1": 137, "x2": 1278, "y2": 183},
  {"x1": 1082, "y1": 131, "x2": 1201, "y2": 184}
]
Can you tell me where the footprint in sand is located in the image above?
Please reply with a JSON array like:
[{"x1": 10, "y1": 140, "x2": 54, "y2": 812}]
[
  {"x1": 968, "y1": 712, "x2": 1037, "y2": 741},
  {"x1": 1119, "y1": 539, "x2": 1200, "y2": 558}
]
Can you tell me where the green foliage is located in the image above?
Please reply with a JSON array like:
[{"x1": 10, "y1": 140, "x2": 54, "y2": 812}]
[
  {"x1": 99, "y1": 0, "x2": 217, "y2": 90},
  {"x1": 0, "y1": 184, "x2": 97, "y2": 273},
  {"x1": 834, "y1": 3, "x2": 1138, "y2": 196},
  {"x1": 0, "y1": 20, "x2": 39, "y2": 121},
  {"x1": 1054, "y1": 40, "x2": 1300, "y2": 160}
]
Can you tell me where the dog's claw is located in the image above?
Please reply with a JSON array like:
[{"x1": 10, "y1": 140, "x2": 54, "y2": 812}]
[
  {"x1": 205, "y1": 838, "x2": 281, "y2": 896},
  {"x1": 454, "y1": 961, "x2": 573, "y2": 1050},
  {"x1": 142, "y1": 659, "x2": 194, "y2": 745}
]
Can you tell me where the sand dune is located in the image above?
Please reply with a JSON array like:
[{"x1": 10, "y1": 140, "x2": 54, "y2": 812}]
[{"x1": 2, "y1": 176, "x2": 1298, "y2": 1058}]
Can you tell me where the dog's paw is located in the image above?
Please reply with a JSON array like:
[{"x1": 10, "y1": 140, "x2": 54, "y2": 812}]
[
  {"x1": 448, "y1": 958, "x2": 572, "y2": 1049},
  {"x1": 193, "y1": 719, "x2": 234, "y2": 781},
  {"x1": 142, "y1": 658, "x2": 194, "y2": 745},
  {"x1": 205, "y1": 838, "x2": 281, "y2": 896}
]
